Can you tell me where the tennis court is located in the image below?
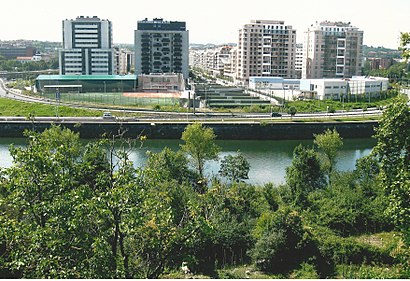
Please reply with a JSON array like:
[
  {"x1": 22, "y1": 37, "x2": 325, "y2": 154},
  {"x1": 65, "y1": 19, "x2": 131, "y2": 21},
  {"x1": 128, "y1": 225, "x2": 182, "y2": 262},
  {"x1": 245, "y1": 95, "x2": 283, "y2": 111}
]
[{"x1": 42, "y1": 91, "x2": 182, "y2": 107}]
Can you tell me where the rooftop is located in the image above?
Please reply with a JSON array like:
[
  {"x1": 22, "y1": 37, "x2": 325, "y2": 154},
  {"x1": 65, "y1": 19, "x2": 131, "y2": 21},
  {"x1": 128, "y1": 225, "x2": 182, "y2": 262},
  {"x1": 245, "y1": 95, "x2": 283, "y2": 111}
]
[{"x1": 37, "y1": 75, "x2": 137, "y2": 81}]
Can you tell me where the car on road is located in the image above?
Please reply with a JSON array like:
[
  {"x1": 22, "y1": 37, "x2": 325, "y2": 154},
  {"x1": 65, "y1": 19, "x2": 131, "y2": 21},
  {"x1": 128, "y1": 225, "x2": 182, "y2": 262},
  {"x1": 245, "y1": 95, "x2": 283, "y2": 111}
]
[
  {"x1": 271, "y1": 112, "x2": 282, "y2": 117},
  {"x1": 102, "y1": 112, "x2": 115, "y2": 119}
]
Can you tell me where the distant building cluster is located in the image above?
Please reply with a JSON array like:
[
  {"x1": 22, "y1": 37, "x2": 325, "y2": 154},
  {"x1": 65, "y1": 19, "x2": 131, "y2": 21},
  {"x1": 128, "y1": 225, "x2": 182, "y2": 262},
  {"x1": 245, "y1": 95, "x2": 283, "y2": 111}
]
[
  {"x1": 36, "y1": 16, "x2": 189, "y2": 93},
  {"x1": 31, "y1": 16, "x2": 393, "y2": 100},
  {"x1": 0, "y1": 41, "x2": 38, "y2": 62},
  {"x1": 190, "y1": 20, "x2": 365, "y2": 84}
]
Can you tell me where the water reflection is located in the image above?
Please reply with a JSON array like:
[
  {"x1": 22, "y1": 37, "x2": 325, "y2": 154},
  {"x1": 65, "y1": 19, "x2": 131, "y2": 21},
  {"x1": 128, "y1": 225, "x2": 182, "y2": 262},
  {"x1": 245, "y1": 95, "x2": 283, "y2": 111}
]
[{"x1": 0, "y1": 138, "x2": 375, "y2": 186}]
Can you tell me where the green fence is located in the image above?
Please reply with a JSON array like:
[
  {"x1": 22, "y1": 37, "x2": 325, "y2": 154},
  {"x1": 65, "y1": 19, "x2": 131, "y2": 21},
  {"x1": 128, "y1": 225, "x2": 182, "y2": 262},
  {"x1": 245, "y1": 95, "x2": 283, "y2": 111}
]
[{"x1": 42, "y1": 92, "x2": 179, "y2": 107}]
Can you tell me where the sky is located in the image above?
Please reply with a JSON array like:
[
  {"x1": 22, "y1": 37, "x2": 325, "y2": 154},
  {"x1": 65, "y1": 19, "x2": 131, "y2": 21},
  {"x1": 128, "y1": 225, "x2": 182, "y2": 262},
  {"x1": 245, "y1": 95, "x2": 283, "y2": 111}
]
[{"x1": 0, "y1": 0, "x2": 408, "y2": 49}]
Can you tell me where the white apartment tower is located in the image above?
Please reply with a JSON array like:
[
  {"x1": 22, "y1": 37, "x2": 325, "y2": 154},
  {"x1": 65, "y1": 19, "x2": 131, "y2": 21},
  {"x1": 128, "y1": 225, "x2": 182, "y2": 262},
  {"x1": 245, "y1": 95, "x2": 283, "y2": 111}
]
[
  {"x1": 59, "y1": 16, "x2": 115, "y2": 75},
  {"x1": 236, "y1": 20, "x2": 296, "y2": 84},
  {"x1": 302, "y1": 21, "x2": 363, "y2": 79},
  {"x1": 295, "y1": 43, "x2": 303, "y2": 79}
]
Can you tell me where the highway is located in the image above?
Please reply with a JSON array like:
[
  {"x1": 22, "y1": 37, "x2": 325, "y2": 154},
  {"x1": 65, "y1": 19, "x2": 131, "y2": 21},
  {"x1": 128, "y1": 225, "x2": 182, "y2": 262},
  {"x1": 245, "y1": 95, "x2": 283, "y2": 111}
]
[{"x1": 0, "y1": 78, "x2": 382, "y2": 122}]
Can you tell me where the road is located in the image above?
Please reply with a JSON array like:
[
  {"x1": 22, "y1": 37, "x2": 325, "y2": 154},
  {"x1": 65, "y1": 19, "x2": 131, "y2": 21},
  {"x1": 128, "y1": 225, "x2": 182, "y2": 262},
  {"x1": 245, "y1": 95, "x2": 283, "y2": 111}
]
[{"x1": 0, "y1": 78, "x2": 383, "y2": 122}]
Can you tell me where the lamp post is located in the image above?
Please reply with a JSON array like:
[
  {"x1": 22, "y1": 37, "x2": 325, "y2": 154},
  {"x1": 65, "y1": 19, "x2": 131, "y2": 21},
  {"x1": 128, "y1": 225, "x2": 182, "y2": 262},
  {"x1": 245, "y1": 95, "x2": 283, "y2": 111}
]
[{"x1": 55, "y1": 89, "x2": 60, "y2": 119}]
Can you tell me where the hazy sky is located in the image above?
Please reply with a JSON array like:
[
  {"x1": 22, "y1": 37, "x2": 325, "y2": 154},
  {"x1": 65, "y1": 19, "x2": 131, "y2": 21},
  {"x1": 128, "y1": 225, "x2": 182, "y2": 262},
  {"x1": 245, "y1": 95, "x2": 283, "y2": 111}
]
[{"x1": 0, "y1": 0, "x2": 408, "y2": 48}]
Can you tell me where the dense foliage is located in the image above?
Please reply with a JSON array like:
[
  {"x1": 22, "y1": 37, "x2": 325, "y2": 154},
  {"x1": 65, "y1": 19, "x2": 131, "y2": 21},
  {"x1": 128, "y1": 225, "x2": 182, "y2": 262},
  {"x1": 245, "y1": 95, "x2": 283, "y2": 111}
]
[{"x1": 0, "y1": 95, "x2": 409, "y2": 278}]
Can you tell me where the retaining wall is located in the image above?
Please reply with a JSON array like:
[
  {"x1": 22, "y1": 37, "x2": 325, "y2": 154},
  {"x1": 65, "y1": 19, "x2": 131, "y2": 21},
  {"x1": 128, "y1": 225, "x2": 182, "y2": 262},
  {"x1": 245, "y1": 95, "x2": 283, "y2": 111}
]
[{"x1": 0, "y1": 121, "x2": 378, "y2": 140}]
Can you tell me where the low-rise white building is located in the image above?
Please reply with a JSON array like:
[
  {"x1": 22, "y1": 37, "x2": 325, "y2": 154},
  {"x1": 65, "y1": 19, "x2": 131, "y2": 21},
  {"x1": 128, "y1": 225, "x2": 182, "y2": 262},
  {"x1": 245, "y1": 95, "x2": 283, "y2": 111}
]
[
  {"x1": 300, "y1": 76, "x2": 389, "y2": 100},
  {"x1": 249, "y1": 77, "x2": 301, "y2": 101}
]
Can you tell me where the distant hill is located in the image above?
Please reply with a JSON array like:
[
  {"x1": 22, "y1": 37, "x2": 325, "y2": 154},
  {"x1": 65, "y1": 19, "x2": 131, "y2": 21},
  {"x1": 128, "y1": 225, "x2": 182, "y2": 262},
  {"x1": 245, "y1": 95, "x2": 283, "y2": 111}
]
[
  {"x1": 363, "y1": 45, "x2": 401, "y2": 59},
  {"x1": 190, "y1": 43, "x2": 236, "y2": 49}
]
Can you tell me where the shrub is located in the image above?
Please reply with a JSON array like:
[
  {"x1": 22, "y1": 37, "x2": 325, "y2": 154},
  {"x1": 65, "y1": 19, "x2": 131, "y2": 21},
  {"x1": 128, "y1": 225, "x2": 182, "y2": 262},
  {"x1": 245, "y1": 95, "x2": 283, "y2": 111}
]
[{"x1": 289, "y1": 262, "x2": 320, "y2": 279}]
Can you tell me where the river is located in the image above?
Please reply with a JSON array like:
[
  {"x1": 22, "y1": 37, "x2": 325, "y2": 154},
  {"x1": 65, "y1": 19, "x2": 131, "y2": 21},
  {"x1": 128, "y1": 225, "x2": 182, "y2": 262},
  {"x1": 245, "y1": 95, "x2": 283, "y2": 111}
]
[{"x1": 0, "y1": 138, "x2": 375, "y2": 186}]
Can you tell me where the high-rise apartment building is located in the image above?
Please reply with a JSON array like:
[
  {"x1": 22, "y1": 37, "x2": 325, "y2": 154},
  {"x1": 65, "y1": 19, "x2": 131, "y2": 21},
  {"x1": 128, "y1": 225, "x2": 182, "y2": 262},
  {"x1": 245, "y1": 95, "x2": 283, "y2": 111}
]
[
  {"x1": 302, "y1": 21, "x2": 363, "y2": 79},
  {"x1": 236, "y1": 20, "x2": 297, "y2": 85},
  {"x1": 59, "y1": 16, "x2": 115, "y2": 75},
  {"x1": 135, "y1": 18, "x2": 189, "y2": 79},
  {"x1": 295, "y1": 43, "x2": 303, "y2": 79}
]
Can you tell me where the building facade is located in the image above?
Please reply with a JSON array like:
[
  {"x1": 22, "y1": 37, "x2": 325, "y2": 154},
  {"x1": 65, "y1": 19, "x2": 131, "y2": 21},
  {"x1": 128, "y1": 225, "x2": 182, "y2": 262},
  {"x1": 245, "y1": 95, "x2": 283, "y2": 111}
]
[
  {"x1": 115, "y1": 48, "x2": 135, "y2": 75},
  {"x1": 236, "y1": 20, "x2": 297, "y2": 85},
  {"x1": 0, "y1": 46, "x2": 36, "y2": 60},
  {"x1": 59, "y1": 16, "x2": 115, "y2": 75},
  {"x1": 137, "y1": 73, "x2": 185, "y2": 92},
  {"x1": 300, "y1": 76, "x2": 388, "y2": 100},
  {"x1": 302, "y1": 21, "x2": 363, "y2": 79},
  {"x1": 295, "y1": 43, "x2": 303, "y2": 79},
  {"x1": 135, "y1": 18, "x2": 189, "y2": 79}
]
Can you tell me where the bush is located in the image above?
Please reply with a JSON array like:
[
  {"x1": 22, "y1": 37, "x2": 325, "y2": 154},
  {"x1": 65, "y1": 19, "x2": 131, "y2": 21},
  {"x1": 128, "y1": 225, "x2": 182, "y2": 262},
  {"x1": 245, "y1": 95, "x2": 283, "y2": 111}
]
[
  {"x1": 316, "y1": 234, "x2": 394, "y2": 266},
  {"x1": 289, "y1": 262, "x2": 320, "y2": 279},
  {"x1": 250, "y1": 208, "x2": 311, "y2": 273}
]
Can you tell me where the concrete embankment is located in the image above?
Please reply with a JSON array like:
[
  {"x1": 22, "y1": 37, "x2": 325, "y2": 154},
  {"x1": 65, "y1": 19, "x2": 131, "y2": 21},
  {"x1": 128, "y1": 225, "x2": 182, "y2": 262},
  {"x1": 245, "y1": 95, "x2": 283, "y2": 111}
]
[{"x1": 0, "y1": 120, "x2": 378, "y2": 140}]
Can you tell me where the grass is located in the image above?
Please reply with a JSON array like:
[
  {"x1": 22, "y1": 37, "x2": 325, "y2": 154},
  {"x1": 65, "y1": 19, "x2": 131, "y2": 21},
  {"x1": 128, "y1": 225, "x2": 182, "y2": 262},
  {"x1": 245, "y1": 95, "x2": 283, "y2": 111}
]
[
  {"x1": 284, "y1": 95, "x2": 396, "y2": 113},
  {"x1": 0, "y1": 97, "x2": 102, "y2": 117},
  {"x1": 355, "y1": 231, "x2": 402, "y2": 252},
  {"x1": 335, "y1": 264, "x2": 406, "y2": 279},
  {"x1": 0, "y1": 97, "x2": 383, "y2": 123}
]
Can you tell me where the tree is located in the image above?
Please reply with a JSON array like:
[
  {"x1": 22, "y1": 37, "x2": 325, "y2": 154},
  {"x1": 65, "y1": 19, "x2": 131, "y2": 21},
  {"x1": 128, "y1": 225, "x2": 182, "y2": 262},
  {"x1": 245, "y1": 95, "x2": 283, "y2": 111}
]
[
  {"x1": 219, "y1": 150, "x2": 250, "y2": 183},
  {"x1": 288, "y1": 106, "x2": 297, "y2": 119},
  {"x1": 373, "y1": 94, "x2": 410, "y2": 275},
  {"x1": 373, "y1": 94, "x2": 410, "y2": 231},
  {"x1": 399, "y1": 32, "x2": 410, "y2": 61},
  {"x1": 285, "y1": 144, "x2": 326, "y2": 206},
  {"x1": 180, "y1": 123, "x2": 220, "y2": 187},
  {"x1": 250, "y1": 207, "x2": 311, "y2": 273},
  {"x1": 314, "y1": 128, "x2": 343, "y2": 177},
  {"x1": 1, "y1": 126, "x2": 99, "y2": 278},
  {"x1": 144, "y1": 147, "x2": 198, "y2": 185}
]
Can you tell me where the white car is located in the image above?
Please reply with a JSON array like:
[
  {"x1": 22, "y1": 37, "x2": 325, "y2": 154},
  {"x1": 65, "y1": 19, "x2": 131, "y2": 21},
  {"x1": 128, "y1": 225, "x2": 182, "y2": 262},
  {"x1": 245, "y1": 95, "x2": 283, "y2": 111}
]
[{"x1": 102, "y1": 112, "x2": 115, "y2": 119}]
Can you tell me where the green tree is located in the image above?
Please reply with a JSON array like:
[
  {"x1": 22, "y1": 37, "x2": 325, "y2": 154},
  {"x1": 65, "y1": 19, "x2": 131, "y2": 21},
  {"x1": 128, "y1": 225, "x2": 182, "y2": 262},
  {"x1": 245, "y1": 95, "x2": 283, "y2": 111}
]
[
  {"x1": 250, "y1": 208, "x2": 311, "y2": 273},
  {"x1": 314, "y1": 128, "x2": 343, "y2": 177},
  {"x1": 144, "y1": 147, "x2": 198, "y2": 185},
  {"x1": 288, "y1": 106, "x2": 297, "y2": 118},
  {"x1": 373, "y1": 94, "x2": 410, "y2": 231},
  {"x1": 180, "y1": 123, "x2": 220, "y2": 187},
  {"x1": 373, "y1": 94, "x2": 410, "y2": 276},
  {"x1": 219, "y1": 150, "x2": 250, "y2": 183},
  {"x1": 399, "y1": 32, "x2": 410, "y2": 61},
  {"x1": 195, "y1": 181, "x2": 261, "y2": 271},
  {"x1": 0, "y1": 126, "x2": 98, "y2": 278},
  {"x1": 285, "y1": 144, "x2": 326, "y2": 206}
]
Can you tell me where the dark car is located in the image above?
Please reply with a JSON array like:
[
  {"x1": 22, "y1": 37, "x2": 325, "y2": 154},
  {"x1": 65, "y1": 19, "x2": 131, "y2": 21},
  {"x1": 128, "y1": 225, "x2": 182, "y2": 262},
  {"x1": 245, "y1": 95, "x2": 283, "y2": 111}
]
[{"x1": 271, "y1": 112, "x2": 282, "y2": 117}]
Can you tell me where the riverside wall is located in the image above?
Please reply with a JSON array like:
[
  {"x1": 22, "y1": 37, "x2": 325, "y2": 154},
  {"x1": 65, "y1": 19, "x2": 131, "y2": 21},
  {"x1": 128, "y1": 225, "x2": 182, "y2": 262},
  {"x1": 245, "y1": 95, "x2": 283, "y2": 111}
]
[{"x1": 0, "y1": 121, "x2": 378, "y2": 140}]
